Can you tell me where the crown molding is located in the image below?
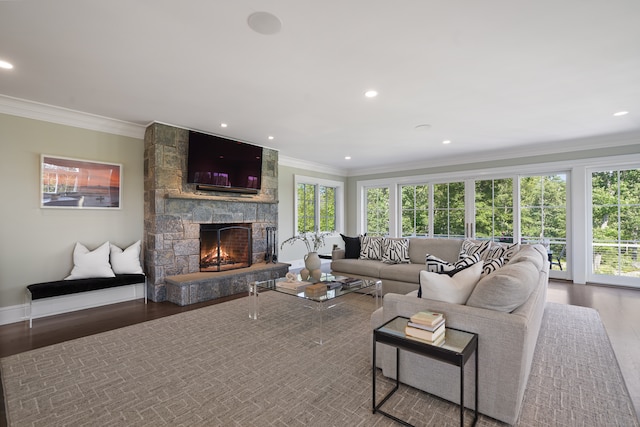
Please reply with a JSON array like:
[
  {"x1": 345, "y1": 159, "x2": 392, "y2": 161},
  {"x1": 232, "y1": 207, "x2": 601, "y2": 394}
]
[
  {"x1": 0, "y1": 94, "x2": 146, "y2": 139},
  {"x1": 278, "y1": 155, "x2": 347, "y2": 177}
]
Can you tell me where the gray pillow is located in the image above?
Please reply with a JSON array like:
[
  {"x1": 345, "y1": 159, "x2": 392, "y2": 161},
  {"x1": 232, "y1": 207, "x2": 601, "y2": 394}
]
[{"x1": 466, "y1": 258, "x2": 539, "y2": 312}]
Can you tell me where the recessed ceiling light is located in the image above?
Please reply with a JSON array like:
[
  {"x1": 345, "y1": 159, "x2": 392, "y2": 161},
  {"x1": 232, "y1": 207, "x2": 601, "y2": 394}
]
[
  {"x1": 345, "y1": 156, "x2": 352, "y2": 160},
  {"x1": 268, "y1": 136, "x2": 274, "y2": 140},
  {"x1": 364, "y1": 90, "x2": 378, "y2": 98},
  {"x1": 247, "y1": 11, "x2": 282, "y2": 35},
  {"x1": 220, "y1": 123, "x2": 228, "y2": 128},
  {"x1": 414, "y1": 124, "x2": 431, "y2": 131},
  {"x1": 613, "y1": 111, "x2": 629, "y2": 116},
  {"x1": 0, "y1": 60, "x2": 13, "y2": 70},
  {"x1": 442, "y1": 140, "x2": 451, "y2": 144}
]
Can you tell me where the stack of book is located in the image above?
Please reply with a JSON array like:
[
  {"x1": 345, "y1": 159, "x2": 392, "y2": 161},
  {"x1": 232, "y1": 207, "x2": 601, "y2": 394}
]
[{"x1": 405, "y1": 310, "x2": 445, "y2": 345}]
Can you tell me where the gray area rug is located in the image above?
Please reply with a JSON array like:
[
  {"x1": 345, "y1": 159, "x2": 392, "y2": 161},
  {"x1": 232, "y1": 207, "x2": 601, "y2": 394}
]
[{"x1": 1, "y1": 293, "x2": 638, "y2": 426}]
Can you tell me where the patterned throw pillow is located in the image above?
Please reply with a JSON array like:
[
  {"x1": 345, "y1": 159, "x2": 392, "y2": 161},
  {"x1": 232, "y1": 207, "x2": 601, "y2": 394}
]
[
  {"x1": 381, "y1": 238, "x2": 410, "y2": 264},
  {"x1": 482, "y1": 257, "x2": 505, "y2": 276},
  {"x1": 425, "y1": 252, "x2": 481, "y2": 273},
  {"x1": 459, "y1": 239, "x2": 491, "y2": 260},
  {"x1": 486, "y1": 242, "x2": 519, "y2": 262},
  {"x1": 359, "y1": 236, "x2": 383, "y2": 260}
]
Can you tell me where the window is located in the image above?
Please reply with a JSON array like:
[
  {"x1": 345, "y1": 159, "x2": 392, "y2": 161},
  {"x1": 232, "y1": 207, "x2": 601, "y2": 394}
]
[
  {"x1": 365, "y1": 187, "x2": 390, "y2": 236},
  {"x1": 520, "y1": 174, "x2": 567, "y2": 270},
  {"x1": 433, "y1": 182, "x2": 465, "y2": 238},
  {"x1": 475, "y1": 178, "x2": 513, "y2": 241},
  {"x1": 319, "y1": 185, "x2": 336, "y2": 232},
  {"x1": 591, "y1": 168, "x2": 640, "y2": 278},
  {"x1": 294, "y1": 176, "x2": 344, "y2": 234},
  {"x1": 401, "y1": 184, "x2": 429, "y2": 236},
  {"x1": 296, "y1": 183, "x2": 316, "y2": 233}
]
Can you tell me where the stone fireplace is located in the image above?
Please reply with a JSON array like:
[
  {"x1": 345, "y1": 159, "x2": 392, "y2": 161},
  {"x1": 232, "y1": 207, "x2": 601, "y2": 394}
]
[{"x1": 143, "y1": 123, "x2": 288, "y2": 305}]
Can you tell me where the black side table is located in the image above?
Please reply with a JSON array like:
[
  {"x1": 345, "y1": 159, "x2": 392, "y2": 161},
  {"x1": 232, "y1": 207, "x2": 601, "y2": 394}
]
[{"x1": 373, "y1": 316, "x2": 478, "y2": 426}]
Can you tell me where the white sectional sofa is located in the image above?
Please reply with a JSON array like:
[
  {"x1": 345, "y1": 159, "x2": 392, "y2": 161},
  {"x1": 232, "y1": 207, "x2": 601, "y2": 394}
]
[{"x1": 332, "y1": 237, "x2": 549, "y2": 424}]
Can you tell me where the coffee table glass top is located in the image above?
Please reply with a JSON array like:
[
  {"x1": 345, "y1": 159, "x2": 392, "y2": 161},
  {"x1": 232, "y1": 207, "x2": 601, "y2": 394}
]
[{"x1": 254, "y1": 273, "x2": 379, "y2": 303}]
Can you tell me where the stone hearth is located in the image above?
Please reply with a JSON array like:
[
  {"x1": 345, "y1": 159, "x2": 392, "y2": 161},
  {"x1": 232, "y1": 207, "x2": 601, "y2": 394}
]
[
  {"x1": 143, "y1": 123, "x2": 286, "y2": 303},
  {"x1": 165, "y1": 263, "x2": 288, "y2": 306}
]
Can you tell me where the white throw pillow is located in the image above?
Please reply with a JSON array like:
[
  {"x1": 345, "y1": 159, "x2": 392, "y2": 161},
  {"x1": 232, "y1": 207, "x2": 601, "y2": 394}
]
[
  {"x1": 65, "y1": 241, "x2": 115, "y2": 280},
  {"x1": 110, "y1": 240, "x2": 144, "y2": 274},
  {"x1": 419, "y1": 261, "x2": 483, "y2": 304}
]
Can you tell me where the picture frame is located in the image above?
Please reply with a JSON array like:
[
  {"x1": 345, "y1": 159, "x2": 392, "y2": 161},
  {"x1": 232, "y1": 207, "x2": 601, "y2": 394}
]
[{"x1": 41, "y1": 155, "x2": 122, "y2": 209}]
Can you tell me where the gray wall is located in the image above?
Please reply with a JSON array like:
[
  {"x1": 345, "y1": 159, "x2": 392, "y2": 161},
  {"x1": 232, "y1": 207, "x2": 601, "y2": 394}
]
[{"x1": 0, "y1": 113, "x2": 144, "y2": 308}]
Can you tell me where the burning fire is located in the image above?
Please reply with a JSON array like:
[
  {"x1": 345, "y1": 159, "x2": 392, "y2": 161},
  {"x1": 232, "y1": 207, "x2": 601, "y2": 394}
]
[{"x1": 201, "y1": 249, "x2": 235, "y2": 266}]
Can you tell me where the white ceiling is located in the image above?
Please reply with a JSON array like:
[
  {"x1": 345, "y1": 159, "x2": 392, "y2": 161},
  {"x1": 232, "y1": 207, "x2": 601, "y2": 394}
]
[{"x1": 1, "y1": 0, "x2": 639, "y2": 174}]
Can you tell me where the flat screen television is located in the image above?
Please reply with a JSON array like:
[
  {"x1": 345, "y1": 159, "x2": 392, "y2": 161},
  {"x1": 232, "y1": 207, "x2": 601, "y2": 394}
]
[{"x1": 187, "y1": 131, "x2": 263, "y2": 193}]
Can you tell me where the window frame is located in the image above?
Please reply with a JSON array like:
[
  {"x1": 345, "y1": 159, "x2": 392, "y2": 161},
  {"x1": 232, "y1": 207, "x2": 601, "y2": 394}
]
[{"x1": 294, "y1": 175, "x2": 344, "y2": 235}]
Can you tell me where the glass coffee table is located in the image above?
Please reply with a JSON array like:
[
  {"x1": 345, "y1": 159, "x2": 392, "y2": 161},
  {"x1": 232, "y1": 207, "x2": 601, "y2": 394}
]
[{"x1": 248, "y1": 273, "x2": 381, "y2": 344}]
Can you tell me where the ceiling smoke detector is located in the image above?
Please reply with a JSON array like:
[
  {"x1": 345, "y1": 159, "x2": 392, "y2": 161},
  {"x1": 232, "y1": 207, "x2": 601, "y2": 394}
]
[{"x1": 248, "y1": 12, "x2": 282, "y2": 35}]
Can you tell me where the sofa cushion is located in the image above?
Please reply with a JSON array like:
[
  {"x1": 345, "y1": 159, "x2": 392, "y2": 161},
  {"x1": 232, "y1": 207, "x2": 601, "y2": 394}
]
[
  {"x1": 360, "y1": 236, "x2": 383, "y2": 260},
  {"x1": 409, "y1": 238, "x2": 462, "y2": 264},
  {"x1": 466, "y1": 246, "x2": 541, "y2": 312},
  {"x1": 340, "y1": 234, "x2": 361, "y2": 259},
  {"x1": 382, "y1": 238, "x2": 410, "y2": 264},
  {"x1": 330, "y1": 258, "x2": 386, "y2": 278},
  {"x1": 379, "y1": 262, "x2": 425, "y2": 284},
  {"x1": 418, "y1": 261, "x2": 483, "y2": 304}
]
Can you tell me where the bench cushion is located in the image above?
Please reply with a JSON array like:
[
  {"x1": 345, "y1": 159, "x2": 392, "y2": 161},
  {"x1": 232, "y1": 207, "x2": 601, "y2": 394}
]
[{"x1": 27, "y1": 274, "x2": 145, "y2": 300}]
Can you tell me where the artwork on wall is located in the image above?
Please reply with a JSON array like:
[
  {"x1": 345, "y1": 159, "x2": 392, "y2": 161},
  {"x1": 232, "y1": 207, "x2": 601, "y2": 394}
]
[{"x1": 41, "y1": 155, "x2": 122, "y2": 209}]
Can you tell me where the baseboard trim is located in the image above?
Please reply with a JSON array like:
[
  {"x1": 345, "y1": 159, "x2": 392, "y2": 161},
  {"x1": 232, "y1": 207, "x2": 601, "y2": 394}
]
[{"x1": 0, "y1": 284, "x2": 145, "y2": 326}]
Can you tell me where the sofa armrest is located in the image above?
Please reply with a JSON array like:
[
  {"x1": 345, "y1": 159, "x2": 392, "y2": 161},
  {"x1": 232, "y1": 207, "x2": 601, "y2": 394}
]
[
  {"x1": 332, "y1": 248, "x2": 345, "y2": 260},
  {"x1": 380, "y1": 292, "x2": 525, "y2": 332}
]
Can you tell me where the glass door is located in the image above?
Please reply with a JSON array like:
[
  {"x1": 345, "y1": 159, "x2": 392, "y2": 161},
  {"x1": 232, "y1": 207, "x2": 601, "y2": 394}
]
[{"x1": 590, "y1": 168, "x2": 640, "y2": 287}]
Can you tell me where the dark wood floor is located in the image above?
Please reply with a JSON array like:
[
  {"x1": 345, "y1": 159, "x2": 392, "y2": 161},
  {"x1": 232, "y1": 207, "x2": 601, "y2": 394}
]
[{"x1": 1, "y1": 280, "x2": 639, "y2": 425}]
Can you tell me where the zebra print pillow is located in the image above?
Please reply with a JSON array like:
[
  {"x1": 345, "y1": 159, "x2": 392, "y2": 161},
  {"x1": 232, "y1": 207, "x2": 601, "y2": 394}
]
[
  {"x1": 359, "y1": 236, "x2": 383, "y2": 260},
  {"x1": 486, "y1": 242, "x2": 519, "y2": 262},
  {"x1": 381, "y1": 238, "x2": 410, "y2": 264},
  {"x1": 425, "y1": 252, "x2": 481, "y2": 272},
  {"x1": 482, "y1": 257, "x2": 506, "y2": 276},
  {"x1": 459, "y1": 239, "x2": 491, "y2": 260}
]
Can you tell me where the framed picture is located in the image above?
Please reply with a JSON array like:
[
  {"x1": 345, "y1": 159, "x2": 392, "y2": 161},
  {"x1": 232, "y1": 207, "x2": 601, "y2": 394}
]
[{"x1": 41, "y1": 155, "x2": 122, "y2": 209}]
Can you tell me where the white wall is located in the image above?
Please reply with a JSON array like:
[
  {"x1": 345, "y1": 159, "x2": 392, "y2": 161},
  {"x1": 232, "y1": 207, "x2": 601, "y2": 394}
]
[{"x1": 0, "y1": 113, "x2": 144, "y2": 311}]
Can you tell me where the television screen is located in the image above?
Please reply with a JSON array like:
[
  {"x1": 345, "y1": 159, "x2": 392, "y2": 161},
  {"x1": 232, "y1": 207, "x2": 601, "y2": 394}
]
[{"x1": 187, "y1": 131, "x2": 263, "y2": 192}]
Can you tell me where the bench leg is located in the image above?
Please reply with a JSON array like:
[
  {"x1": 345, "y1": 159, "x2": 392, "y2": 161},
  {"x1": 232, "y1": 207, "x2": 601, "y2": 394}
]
[{"x1": 25, "y1": 290, "x2": 33, "y2": 328}]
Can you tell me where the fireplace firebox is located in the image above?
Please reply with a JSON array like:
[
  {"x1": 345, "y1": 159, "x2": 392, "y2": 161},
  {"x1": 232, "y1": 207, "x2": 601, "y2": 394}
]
[{"x1": 200, "y1": 224, "x2": 252, "y2": 272}]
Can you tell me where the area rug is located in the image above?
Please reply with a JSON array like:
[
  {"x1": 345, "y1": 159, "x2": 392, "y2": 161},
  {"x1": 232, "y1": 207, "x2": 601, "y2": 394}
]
[{"x1": 1, "y1": 294, "x2": 638, "y2": 426}]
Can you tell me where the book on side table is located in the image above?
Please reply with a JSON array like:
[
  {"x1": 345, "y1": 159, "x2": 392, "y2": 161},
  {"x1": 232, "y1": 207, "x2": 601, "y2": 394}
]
[{"x1": 406, "y1": 310, "x2": 446, "y2": 344}]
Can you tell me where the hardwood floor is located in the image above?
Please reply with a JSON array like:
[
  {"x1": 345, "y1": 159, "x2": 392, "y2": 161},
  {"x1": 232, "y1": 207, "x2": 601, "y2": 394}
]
[{"x1": 1, "y1": 280, "x2": 639, "y2": 426}]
